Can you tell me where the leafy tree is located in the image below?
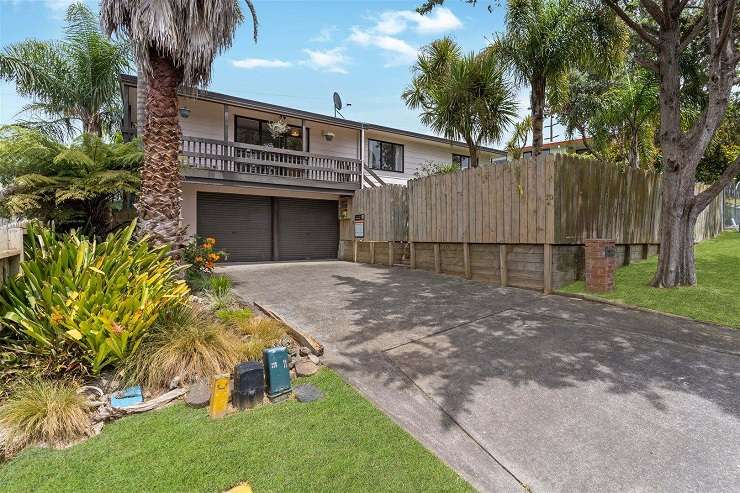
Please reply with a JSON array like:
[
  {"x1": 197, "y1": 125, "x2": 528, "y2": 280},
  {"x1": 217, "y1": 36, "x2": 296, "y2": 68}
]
[
  {"x1": 403, "y1": 38, "x2": 518, "y2": 168},
  {"x1": 603, "y1": 0, "x2": 739, "y2": 287},
  {"x1": 0, "y1": 3, "x2": 130, "y2": 139},
  {"x1": 0, "y1": 127, "x2": 141, "y2": 237},
  {"x1": 419, "y1": 0, "x2": 627, "y2": 157},
  {"x1": 550, "y1": 67, "x2": 659, "y2": 168},
  {"x1": 100, "y1": 0, "x2": 258, "y2": 250},
  {"x1": 506, "y1": 116, "x2": 532, "y2": 159},
  {"x1": 696, "y1": 99, "x2": 739, "y2": 184},
  {"x1": 414, "y1": 160, "x2": 462, "y2": 178}
]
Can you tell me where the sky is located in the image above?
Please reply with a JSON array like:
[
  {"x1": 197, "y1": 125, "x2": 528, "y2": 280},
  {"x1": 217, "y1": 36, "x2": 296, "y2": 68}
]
[{"x1": 0, "y1": 0, "x2": 542, "y2": 147}]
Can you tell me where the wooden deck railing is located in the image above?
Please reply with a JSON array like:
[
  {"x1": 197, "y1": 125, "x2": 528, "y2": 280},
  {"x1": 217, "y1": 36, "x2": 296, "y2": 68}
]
[{"x1": 180, "y1": 136, "x2": 362, "y2": 188}]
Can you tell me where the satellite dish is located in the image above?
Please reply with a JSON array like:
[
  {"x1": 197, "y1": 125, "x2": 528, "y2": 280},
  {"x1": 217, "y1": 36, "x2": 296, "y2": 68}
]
[{"x1": 333, "y1": 92, "x2": 345, "y2": 118}]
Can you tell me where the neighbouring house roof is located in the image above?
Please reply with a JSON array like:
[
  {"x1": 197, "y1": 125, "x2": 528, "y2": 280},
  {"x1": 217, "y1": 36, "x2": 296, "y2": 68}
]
[
  {"x1": 519, "y1": 137, "x2": 591, "y2": 152},
  {"x1": 120, "y1": 74, "x2": 505, "y2": 156}
]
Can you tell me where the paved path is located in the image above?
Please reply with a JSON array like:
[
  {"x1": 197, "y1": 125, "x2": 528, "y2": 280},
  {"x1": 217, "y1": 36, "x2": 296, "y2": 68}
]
[{"x1": 222, "y1": 261, "x2": 740, "y2": 493}]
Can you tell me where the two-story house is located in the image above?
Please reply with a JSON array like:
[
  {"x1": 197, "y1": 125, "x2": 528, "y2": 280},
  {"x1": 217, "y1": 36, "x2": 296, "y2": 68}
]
[{"x1": 120, "y1": 75, "x2": 505, "y2": 262}]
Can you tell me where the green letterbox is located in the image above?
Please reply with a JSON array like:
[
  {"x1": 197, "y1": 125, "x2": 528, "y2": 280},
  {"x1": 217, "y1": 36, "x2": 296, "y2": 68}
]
[{"x1": 263, "y1": 346, "x2": 291, "y2": 401}]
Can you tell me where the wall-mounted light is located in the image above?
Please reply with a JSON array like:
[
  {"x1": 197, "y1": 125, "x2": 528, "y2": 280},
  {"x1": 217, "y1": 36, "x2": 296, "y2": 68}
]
[
  {"x1": 322, "y1": 131, "x2": 335, "y2": 142},
  {"x1": 179, "y1": 106, "x2": 191, "y2": 119},
  {"x1": 290, "y1": 128, "x2": 301, "y2": 137}
]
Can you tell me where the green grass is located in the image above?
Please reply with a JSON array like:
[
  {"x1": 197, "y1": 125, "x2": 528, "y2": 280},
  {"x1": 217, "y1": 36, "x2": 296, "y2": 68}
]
[
  {"x1": 0, "y1": 369, "x2": 472, "y2": 493},
  {"x1": 560, "y1": 232, "x2": 740, "y2": 328}
]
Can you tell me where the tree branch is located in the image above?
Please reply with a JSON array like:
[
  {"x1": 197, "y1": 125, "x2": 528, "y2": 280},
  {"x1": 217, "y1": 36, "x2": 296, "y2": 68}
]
[
  {"x1": 679, "y1": 14, "x2": 707, "y2": 53},
  {"x1": 693, "y1": 156, "x2": 740, "y2": 213},
  {"x1": 635, "y1": 55, "x2": 659, "y2": 72},
  {"x1": 604, "y1": 0, "x2": 660, "y2": 47},
  {"x1": 640, "y1": 0, "x2": 667, "y2": 27},
  {"x1": 716, "y1": 0, "x2": 736, "y2": 56}
]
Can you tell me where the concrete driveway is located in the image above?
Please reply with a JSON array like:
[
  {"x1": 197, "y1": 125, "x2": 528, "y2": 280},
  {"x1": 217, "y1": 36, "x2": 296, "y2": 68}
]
[{"x1": 221, "y1": 261, "x2": 740, "y2": 493}]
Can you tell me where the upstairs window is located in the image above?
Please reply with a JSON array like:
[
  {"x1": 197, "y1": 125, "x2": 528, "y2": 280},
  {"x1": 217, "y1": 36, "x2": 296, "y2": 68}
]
[
  {"x1": 369, "y1": 139, "x2": 404, "y2": 172},
  {"x1": 234, "y1": 116, "x2": 305, "y2": 151},
  {"x1": 452, "y1": 153, "x2": 471, "y2": 169}
]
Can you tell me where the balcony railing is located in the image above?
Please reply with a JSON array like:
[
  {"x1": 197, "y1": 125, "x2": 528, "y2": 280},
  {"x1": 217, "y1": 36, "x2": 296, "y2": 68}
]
[{"x1": 180, "y1": 136, "x2": 361, "y2": 189}]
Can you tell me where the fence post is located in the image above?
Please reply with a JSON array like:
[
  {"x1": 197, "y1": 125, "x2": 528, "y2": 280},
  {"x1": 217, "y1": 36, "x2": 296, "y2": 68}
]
[
  {"x1": 433, "y1": 243, "x2": 441, "y2": 273},
  {"x1": 353, "y1": 240, "x2": 358, "y2": 263},
  {"x1": 499, "y1": 244, "x2": 508, "y2": 287},
  {"x1": 410, "y1": 242, "x2": 416, "y2": 269},
  {"x1": 463, "y1": 242, "x2": 471, "y2": 279},
  {"x1": 543, "y1": 243, "x2": 552, "y2": 294},
  {"x1": 388, "y1": 241, "x2": 394, "y2": 266},
  {"x1": 370, "y1": 242, "x2": 375, "y2": 264}
]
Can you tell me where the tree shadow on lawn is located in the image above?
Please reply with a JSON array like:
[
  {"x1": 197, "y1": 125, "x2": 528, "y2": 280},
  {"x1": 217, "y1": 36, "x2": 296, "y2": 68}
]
[{"x1": 327, "y1": 267, "x2": 740, "y2": 429}]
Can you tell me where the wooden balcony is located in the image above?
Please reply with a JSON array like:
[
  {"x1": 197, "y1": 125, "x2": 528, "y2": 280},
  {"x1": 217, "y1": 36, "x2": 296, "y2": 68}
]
[{"x1": 180, "y1": 136, "x2": 362, "y2": 191}]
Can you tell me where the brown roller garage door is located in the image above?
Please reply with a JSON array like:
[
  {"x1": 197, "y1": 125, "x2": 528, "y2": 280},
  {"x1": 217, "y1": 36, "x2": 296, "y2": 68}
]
[
  {"x1": 196, "y1": 192, "x2": 338, "y2": 262},
  {"x1": 197, "y1": 192, "x2": 272, "y2": 262},
  {"x1": 276, "y1": 197, "x2": 338, "y2": 260}
]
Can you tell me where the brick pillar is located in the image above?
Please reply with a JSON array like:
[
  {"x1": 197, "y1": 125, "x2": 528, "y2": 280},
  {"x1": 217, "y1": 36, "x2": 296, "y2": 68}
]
[{"x1": 584, "y1": 239, "x2": 616, "y2": 293}]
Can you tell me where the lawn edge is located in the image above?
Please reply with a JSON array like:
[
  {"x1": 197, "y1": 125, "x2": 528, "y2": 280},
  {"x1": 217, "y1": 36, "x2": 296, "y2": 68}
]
[{"x1": 552, "y1": 290, "x2": 738, "y2": 331}]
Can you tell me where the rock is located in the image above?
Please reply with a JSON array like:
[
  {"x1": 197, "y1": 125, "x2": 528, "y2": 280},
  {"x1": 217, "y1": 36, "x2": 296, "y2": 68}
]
[
  {"x1": 295, "y1": 360, "x2": 319, "y2": 377},
  {"x1": 290, "y1": 369, "x2": 297, "y2": 380},
  {"x1": 168, "y1": 375, "x2": 181, "y2": 390},
  {"x1": 307, "y1": 354, "x2": 320, "y2": 365},
  {"x1": 184, "y1": 380, "x2": 210, "y2": 408},
  {"x1": 294, "y1": 384, "x2": 324, "y2": 403},
  {"x1": 299, "y1": 346, "x2": 310, "y2": 356},
  {"x1": 289, "y1": 357, "x2": 296, "y2": 369}
]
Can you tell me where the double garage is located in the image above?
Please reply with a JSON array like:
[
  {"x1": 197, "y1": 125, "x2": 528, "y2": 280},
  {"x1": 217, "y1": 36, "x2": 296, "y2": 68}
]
[{"x1": 195, "y1": 191, "x2": 339, "y2": 262}]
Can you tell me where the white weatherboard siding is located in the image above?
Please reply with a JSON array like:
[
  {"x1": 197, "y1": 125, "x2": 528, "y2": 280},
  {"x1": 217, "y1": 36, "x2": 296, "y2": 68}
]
[{"x1": 124, "y1": 88, "x2": 504, "y2": 186}]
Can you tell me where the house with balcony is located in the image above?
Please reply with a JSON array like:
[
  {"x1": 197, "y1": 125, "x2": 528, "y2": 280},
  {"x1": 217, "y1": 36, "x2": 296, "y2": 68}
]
[{"x1": 120, "y1": 75, "x2": 505, "y2": 262}]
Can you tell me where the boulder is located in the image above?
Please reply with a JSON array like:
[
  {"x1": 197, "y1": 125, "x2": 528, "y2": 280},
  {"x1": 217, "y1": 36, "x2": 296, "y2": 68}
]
[
  {"x1": 299, "y1": 346, "x2": 310, "y2": 357},
  {"x1": 295, "y1": 360, "x2": 319, "y2": 377},
  {"x1": 184, "y1": 380, "x2": 210, "y2": 408},
  {"x1": 307, "y1": 354, "x2": 320, "y2": 365},
  {"x1": 294, "y1": 384, "x2": 324, "y2": 403}
]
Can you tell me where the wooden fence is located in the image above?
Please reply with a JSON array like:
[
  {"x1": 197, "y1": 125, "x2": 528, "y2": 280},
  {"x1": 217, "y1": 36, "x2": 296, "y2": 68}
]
[
  {"x1": 340, "y1": 155, "x2": 724, "y2": 292},
  {"x1": 0, "y1": 222, "x2": 24, "y2": 284}
]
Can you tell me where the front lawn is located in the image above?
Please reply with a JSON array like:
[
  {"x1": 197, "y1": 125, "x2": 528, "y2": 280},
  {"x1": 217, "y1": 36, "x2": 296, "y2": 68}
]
[
  {"x1": 559, "y1": 232, "x2": 740, "y2": 328},
  {"x1": 0, "y1": 369, "x2": 472, "y2": 493}
]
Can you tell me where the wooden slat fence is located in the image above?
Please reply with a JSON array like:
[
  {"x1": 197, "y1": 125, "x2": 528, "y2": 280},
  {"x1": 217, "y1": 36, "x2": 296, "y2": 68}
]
[
  {"x1": 349, "y1": 184, "x2": 408, "y2": 241},
  {"x1": 0, "y1": 222, "x2": 24, "y2": 284}
]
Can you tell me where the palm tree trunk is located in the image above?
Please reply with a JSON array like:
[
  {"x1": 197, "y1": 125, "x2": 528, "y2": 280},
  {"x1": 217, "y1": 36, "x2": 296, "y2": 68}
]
[
  {"x1": 530, "y1": 77, "x2": 545, "y2": 157},
  {"x1": 627, "y1": 124, "x2": 639, "y2": 169},
  {"x1": 136, "y1": 64, "x2": 148, "y2": 142},
  {"x1": 137, "y1": 52, "x2": 186, "y2": 250},
  {"x1": 468, "y1": 143, "x2": 480, "y2": 168}
]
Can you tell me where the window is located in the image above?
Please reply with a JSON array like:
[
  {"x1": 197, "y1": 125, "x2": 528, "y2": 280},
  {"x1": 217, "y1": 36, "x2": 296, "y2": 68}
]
[
  {"x1": 452, "y1": 153, "x2": 471, "y2": 169},
  {"x1": 234, "y1": 116, "x2": 305, "y2": 151},
  {"x1": 368, "y1": 139, "x2": 404, "y2": 172}
]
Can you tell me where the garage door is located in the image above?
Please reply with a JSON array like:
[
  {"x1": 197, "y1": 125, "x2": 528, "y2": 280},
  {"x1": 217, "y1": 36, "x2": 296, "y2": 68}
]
[
  {"x1": 196, "y1": 193, "x2": 338, "y2": 262},
  {"x1": 277, "y1": 198, "x2": 338, "y2": 260},
  {"x1": 196, "y1": 192, "x2": 272, "y2": 262}
]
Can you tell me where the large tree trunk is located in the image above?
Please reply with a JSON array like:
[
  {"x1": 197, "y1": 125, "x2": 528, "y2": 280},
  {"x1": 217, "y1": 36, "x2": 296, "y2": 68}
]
[
  {"x1": 530, "y1": 76, "x2": 546, "y2": 157},
  {"x1": 137, "y1": 52, "x2": 186, "y2": 251},
  {"x1": 468, "y1": 144, "x2": 480, "y2": 168},
  {"x1": 136, "y1": 64, "x2": 148, "y2": 142},
  {"x1": 652, "y1": 170, "x2": 698, "y2": 286}
]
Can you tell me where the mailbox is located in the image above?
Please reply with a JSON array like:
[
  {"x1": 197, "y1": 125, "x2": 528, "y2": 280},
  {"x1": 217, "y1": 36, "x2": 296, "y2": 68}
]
[
  {"x1": 263, "y1": 346, "x2": 291, "y2": 401},
  {"x1": 232, "y1": 362, "x2": 264, "y2": 410}
]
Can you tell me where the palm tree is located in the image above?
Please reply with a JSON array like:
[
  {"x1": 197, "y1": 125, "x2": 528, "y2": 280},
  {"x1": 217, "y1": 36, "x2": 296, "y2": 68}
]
[
  {"x1": 491, "y1": 0, "x2": 626, "y2": 157},
  {"x1": 100, "y1": 0, "x2": 258, "y2": 248},
  {"x1": 403, "y1": 38, "x2": 518, "y2": 168},
  {"x1": 0, "y1": 126, "x2": 142, "y2": 237},
  {"x1": 0, "y1": 3, "x2": 130, "y2": 139}
]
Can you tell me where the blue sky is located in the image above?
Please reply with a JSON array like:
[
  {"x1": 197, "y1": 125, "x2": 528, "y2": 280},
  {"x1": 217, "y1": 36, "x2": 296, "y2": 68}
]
[{"x1": 0, "y1": 0, "x2": 533, "y2": 146}]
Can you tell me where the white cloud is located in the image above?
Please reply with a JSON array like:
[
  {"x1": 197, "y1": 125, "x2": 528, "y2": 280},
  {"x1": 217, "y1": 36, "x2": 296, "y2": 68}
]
[
  {"x1": 310, "y1": 25, "x2": 338, "y2": 43},
  {"x1": 301, "y1": 48, "x2": 349, "y2": 74},
  {"x1": 374, "y1": 7, "x2": 462, "y2": 35},
  {"x1": 348, "y1": 28, "x2": 418, "y2": 66},
  {"x1": 231, "y1": 58, "x2": 292, "y2": 69}
]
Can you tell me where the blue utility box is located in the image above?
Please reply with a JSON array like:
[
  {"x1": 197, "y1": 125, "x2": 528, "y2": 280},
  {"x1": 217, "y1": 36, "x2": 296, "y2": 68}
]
[{"x1": 263, "y1": 346, "x2": 291, "y2": 401}]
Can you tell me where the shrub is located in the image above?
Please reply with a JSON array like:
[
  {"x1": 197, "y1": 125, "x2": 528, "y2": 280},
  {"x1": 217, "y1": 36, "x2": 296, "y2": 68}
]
[
  {"x1": 0, "y1": 221, "x2": 189, "y2": 378},
  {"x1": 215, "y1": 307, "x2": 253, "y2": 326},
  {"x1": 203, "y1": 275, "x2": 235, "y2": 311},
  {"x1": 126, "y1": 304, "x2": 242, "y2": 390},
  {"x1": 182, "y1": 236, "x2": 227, "y2": 277},
  {"x1": 0, "y1": 379, "x2": 91, "y2": 458},
  {"x1": 239, "y1": 337, "x2": 272, "y2": 362},
  {"x1": 238, "y1": 317, "x2": 287, "y2": 346}
]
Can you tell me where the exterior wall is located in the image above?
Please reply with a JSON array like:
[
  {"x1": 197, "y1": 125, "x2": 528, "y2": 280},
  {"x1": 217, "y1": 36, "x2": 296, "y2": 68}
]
[
  {"x1": 364, "y1": 128, "x2": 502, "y2": 185},
  {"x1": 181, "y1": 181, "x2": 342, "y2": 237}
]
